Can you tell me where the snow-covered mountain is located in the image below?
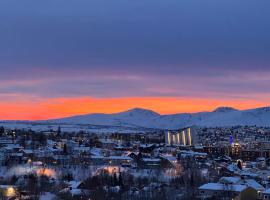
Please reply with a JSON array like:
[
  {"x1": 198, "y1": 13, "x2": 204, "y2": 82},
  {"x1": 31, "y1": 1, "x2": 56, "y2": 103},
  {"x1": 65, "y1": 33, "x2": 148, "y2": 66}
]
[{"x1": 48, "y1": 106, "x2": 270, "y2": 129}]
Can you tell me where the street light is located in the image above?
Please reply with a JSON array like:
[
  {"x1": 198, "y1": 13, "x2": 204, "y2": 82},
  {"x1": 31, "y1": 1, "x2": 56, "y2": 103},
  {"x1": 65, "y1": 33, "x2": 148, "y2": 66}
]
[{"x1": 28, "y1": 158, "x2": 32, "y2": 169}]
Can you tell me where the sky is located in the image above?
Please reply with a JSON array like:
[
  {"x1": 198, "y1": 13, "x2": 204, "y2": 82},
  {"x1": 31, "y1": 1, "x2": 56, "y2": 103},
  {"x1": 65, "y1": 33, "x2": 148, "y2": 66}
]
[{"x1": 0, "y1": 0, "x2": 270, "y2": 120}]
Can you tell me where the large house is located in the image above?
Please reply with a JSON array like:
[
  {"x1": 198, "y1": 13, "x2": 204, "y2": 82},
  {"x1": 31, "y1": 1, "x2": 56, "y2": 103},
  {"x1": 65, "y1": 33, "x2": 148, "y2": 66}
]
[
  {"x1": 199, "y1": 183, "x2": 257, "y2": 200},
  {"x1": 198, "y1": 176, "x2": 265, "y2": 200}
]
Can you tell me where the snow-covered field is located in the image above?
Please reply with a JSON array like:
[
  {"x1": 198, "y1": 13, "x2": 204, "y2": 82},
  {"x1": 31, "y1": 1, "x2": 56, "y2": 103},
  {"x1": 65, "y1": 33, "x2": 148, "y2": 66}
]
[{"x1": 0, "y1": 121, "x2": 157, "y2": 133}]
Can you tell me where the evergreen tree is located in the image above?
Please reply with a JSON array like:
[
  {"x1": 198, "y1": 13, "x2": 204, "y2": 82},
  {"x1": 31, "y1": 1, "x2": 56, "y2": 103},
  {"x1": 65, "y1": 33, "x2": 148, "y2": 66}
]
[
  {"x1": 237, "y1": 160, "x2": 242, "y2": 170},
  {"x1": 57, "y1": 126, "x2": 61, "y2": 134},
  {"x1": 63, "y1": 143, "x2": 68, "y2": 154},
  {"x1": 113, "y1": 173, "x2": 118, "y2": 186},
  {"x1": 0, "y1": 126, "x2": 4, "y2": 136},
  {"x1": 118, "y1": 172, "x2": 124, "y2": 187}
]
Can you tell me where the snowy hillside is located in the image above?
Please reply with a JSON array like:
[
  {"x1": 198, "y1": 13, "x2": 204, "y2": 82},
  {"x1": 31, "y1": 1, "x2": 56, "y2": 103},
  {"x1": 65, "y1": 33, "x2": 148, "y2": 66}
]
[
  {"x1": 49, "y1": 108, "x2": 161, "y2": 128},
  {"x1": 47, "y1": 106, "x2": 270, "y2": 129}
]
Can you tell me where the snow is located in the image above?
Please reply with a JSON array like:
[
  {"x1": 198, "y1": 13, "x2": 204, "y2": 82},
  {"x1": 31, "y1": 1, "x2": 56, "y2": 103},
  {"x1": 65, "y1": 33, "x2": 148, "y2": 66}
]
[
  {"x1": 40, "y1": 192, "x2": 56, "y2": 200},
  {"x1": 160, "y1": 154, "x2": 177, "y2": 162},
  {"x1": 22, "y1": 149, "x2": 34, "y2": 154},
  {"x1": 244, "y1": 179, "x2": 264, "y2": 191},
  {"x1": 142, "y1": 158, "x2": 161, "y2": 162},
  {"x1": 227, "y1": 164, "x2": 241, "y2": 173},
  {"x1": 264, "y1": 188, "x2": 270, "y2": 195},
  {"x1": 0, "y1": 185, "x2": 16, "y2": 189},
  {"x1": 68, "y1": 181, "x2": 82, "y2": 189},
  {"x1": 199, "y1": 183, "x2": 248, "y2": 192},
  {"x1": 70, "y1": 189, "x2": 82, "y2": 195},
  {"x1": 140, "y1": 144, "x2": 155, "y2": 148},
  {"x1": 90, "y1": 148, "x2": 103, "y2": 156},
  {"x1": 91, "y1": 156, "x2": 132, "y2": 160},
  {"x1": 180, "y1": 150, "x2": 207, "y2": 157},
  {"x1": 219, "y1": 177, "x2": 241, "y2": 184}
]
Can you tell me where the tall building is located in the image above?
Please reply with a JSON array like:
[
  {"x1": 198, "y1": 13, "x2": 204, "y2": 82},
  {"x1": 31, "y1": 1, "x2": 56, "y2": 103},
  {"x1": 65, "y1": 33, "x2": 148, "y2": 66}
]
[{"x1": 165, "y1": 127, "x2": 197, "y2": 146}]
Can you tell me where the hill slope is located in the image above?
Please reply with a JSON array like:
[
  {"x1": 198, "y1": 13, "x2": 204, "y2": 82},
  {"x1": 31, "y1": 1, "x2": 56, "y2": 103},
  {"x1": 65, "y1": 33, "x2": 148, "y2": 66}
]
[{"x1": 48, "y1": 106, "x2": 270, "y2": 129}]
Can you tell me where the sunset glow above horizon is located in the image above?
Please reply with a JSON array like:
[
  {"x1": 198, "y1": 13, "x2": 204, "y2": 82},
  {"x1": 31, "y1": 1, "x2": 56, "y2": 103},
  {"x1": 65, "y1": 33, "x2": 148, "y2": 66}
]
[
  {"x1": 0, "y1": 0, "x2": 270, "y2": 120},
  {"x1": 0, "y1": 96, "x2": 269, "y2": 120}
]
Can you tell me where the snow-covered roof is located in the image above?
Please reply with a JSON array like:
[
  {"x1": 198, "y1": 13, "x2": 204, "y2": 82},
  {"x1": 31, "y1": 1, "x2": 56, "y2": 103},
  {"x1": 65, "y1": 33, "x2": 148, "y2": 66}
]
[
  {"x1": 218, "y1": 177, "x2": 264, "y2": 191},
  {"x1": 0, "y1": 185, "x2": 16, "y2": 189},
  {"x1": 22, "y1": 149, "x2": 34, "y2": 154},
  {"x1": 264, "y1": 188, "x2": 270, "y2": 195},
  {"x1": 180, "y1": 150, "x2": 207, "y2": 157},
  {"x1": 91, "y1": 156, "x2": 132, "y2": 160},
  {"x1": 219, "y1": 177, "x2": 241, "y2": 184},
  {"x1": 68, "y1": 181, "x2": 82, "y2": 189},
  {"x1": 0, "y1": 139, "x2": 13, "y2": 144},
  {"x1": 142, "y1": 158, "x2": 161, "y2": 162},
  {"x1": 244, "y1": 179, "x2": 264, "y2": 191},
  {"x1": 4, "y1": 144, "x2": 22, "y2": 150},
  {"x1": 70, "y1": 188, "x2": 82, "y2": 196},
  {"x1": 73, "y1": 147, "x2": 90, "y2": 151},
  {"x1": 40, "y1": 192, "x2": 56, "y2": 200},
  {"x1": 10, "y1": 153, "x2": 23, "y2": 157},
  {"x1": 160, "y1": 154, "x2": 177, "y2": 162},
  {"x1": 90, "y1": 148, "x2": 103, "y2": 156},
  {"x1": 240, "y1": 171, "x2": 259, "y2": 178},
  {"x1": 140, "y1": 144, "x2": 155, "y2": 148},
  {"x1": 199, "y1": 183, "x2": 248, "y2": 192},
  {"x1": 99, "y1": 139, "x2": 115, "y2": 144},
  {"x1": 227, "y1": 164, "x2": 241, "y2": 173}
]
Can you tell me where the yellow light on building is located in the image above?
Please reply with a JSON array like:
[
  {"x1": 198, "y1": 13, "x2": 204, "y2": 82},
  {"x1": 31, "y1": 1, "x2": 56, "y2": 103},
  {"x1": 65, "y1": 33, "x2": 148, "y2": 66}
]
[
  {"x1": 172, "y1": 134, "x2": 176, "y2": 144},
  {"x1": 177, "y1": 133, "x2": 180, "y2": 144},
  {"x1": 182, "y1": 131, "x2": 186, "y2": 146},
  {"x1": 6, "y1": 187, "x2": 16, "y2": 197},
  {"x1": 36, "y1": 168, "x2": 56, "y2": 178},
  {"x1": 188, "y1": 128, "x2": 192, "y2": 145},
  {"x1": 167, "y1": 131, "x2": 171, "y2": 145}
]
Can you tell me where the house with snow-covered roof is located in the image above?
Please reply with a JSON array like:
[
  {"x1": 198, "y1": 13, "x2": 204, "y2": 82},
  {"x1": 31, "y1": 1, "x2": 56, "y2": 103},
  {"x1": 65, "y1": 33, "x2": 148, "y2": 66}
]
[
  {"x1": 263, "y1": 188, "x2": 270, "y2": 200},
  {"x1": 198, "y1": 183, "x2": 257, "y2": 200},
  {"x1": 90, "y1": 155, "x2": 133, "y2": 166},
  {"x1": 199, "y1": 176, "x2": 264, "y2": 200}
]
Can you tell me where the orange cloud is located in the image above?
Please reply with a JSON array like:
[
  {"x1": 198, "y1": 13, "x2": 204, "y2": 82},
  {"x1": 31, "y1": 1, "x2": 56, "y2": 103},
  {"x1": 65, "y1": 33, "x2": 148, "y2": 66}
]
[{"x1": 0, "y1": 96, "x2": 268, "y2": 120}]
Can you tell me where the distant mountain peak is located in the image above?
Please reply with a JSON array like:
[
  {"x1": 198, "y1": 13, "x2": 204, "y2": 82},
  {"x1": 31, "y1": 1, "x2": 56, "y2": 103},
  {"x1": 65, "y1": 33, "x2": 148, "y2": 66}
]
[
  {"x1": 119, "y1": 108, "x2": 160, "y2": 117},
  {"x1": 213, "y1": 107, "x2": 238, "y2": 113}
]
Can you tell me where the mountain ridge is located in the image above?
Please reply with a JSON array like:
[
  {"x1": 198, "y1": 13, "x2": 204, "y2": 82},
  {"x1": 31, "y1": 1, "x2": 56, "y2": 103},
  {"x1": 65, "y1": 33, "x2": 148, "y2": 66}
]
[{"x1": 46, "y1": 106, "x2": 270, "y2": 129}]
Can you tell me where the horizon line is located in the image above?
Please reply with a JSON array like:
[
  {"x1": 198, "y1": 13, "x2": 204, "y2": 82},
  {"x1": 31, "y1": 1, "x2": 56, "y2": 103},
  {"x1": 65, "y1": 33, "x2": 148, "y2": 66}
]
[{"x1": 1, "y1": 105, "x2": 270, "y2": 121}]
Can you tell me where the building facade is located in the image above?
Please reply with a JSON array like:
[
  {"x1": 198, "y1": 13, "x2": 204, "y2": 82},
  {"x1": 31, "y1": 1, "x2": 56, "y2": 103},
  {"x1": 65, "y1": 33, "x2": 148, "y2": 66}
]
[{"x1": 165, "y1": 127, "x2": 197, "y2": 146}]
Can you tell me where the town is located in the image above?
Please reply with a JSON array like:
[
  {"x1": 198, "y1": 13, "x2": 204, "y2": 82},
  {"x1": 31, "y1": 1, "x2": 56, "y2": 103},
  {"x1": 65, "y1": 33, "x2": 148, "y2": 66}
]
[{"x1": 0, "y1": 125, "x2": 270, "y2": 199}]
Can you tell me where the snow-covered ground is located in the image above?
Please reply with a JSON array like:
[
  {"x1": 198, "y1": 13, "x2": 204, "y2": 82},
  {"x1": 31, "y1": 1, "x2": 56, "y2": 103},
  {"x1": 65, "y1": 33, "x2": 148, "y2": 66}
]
[
  {"x1": 40, "y1": 192, "x2": 56, "y2": 200},
  {"x1": 0, "y1": 121, "x2": 157, "y2": 133}
]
